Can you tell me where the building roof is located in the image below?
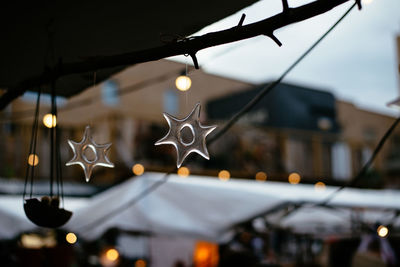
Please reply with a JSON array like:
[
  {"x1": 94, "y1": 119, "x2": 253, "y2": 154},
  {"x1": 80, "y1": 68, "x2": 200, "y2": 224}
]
[{"x1": 207, "y1": 82, "x2": 340, "y2": 133}]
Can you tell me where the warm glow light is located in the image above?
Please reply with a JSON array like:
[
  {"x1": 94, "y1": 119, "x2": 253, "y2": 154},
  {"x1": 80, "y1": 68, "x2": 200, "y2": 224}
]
[
  {"x1": 177, "y1": 166, "x2": 190, "y2": 177},
  {"x1": 314, "y1": 181, "x2": 326, "y2": 191},
  {"x1": 255, "y1": 171, "x2": 267, "y2": 181},
  {"x1": 132, "y1": 164, "x2": 145, "y2": 176},
  {"x1": 66, "y1": 232, "x2": 77, "y2": 244},
  {"x1": 193, "y1": 241, "x2": 219, "y2": 267},
  {"x1": 197, "y1": 247, "x2": 210, "y2": 262},
  {"x1": 135, "y1": 259, "x2": 147, "y2": 267},
  {"x1": 43, "y1": 113, "x2": 57, "y2": 128},
  {"x1": 218, "y1": 170, "x2": 230, "y2": 181},
  {"x1": 175, "y1": 75, "x2": 192, "y2": 91},
  {"x1": 105, "y1": 248, "x2": 119, "y2": 261},
  {"x1": 20, "y1": 233, "x2": 56, "y2": 249},
  {"x1": 288, "y1": 172, "x2": 301, "y2": 184},
  {"x1": 28, "y1": 154, "x2": 39, "y2": 166},
  {"x1": 377, "y1": 225, "x2": 389, "y2": 238}
]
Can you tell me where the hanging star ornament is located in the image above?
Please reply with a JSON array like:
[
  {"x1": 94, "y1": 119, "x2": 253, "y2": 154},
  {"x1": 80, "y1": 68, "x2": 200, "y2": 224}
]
[
  {"x1": 66, "y1": 126, "x2": 114, "y2": 182},
  {"x1": 155, "y1": 103, "x2": 217, "y2": 168}
]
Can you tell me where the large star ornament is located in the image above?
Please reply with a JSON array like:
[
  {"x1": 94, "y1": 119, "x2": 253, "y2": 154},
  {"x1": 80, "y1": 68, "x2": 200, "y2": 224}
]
[
  {"x1": 155, "y1": 103, "x2": 217, "y2": 168},
  {"x1": 66, "y1": 126, "x2": 114, "y2": 182}
]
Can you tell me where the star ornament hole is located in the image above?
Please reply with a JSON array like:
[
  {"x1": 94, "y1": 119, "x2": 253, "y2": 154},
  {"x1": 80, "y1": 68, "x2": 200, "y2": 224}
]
[
  {"x1": 179, "y1": 124, "x2": 195, "y2": 146},
  {"x1": 82, "y1": 144, "x2": 97, "y2": 163}
]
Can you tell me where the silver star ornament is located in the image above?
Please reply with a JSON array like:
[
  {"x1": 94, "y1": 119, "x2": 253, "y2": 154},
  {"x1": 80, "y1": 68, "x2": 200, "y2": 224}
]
[
  {"x1": 66, "y1": 126, "x2": 114, "y2": 182},
  {"x1": 155, "y1": 103, "x2": 217, "y2": 168}
]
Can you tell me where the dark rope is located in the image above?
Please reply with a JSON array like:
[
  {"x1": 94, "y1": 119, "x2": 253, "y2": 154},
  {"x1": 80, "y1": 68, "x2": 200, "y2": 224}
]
[
  {"x1": 78, "y1": 167, "x2": 177, "y2": 232},
  {"x1": 209, "y1": 2, "x2": 356, "y2": 144},
  {"x1": 50, "y1": 82, "x2": 56, "y2": 197},
  {"x1": 319, "y1": 116, "x2": 400, "y2": 206},
  {"x1": 23, "y1": 88, "x2": 41, "y2": 200}
]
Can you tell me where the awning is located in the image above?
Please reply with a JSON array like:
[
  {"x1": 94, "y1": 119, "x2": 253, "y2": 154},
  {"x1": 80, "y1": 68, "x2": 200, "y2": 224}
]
[{"x1": 65, "y1": 172, "x2": 400, "y2": 241}]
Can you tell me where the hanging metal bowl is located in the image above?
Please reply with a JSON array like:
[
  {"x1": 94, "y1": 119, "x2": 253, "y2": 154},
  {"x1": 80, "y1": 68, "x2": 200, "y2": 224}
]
[{"x1": 24, "y1": 198, "x2": 72, "y2": 228}]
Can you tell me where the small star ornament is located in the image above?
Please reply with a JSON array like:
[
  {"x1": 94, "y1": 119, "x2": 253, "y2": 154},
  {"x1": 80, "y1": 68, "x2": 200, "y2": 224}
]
[
  {"x1": 155, "y1": 103, "x2": 217, "y2": 167},
  {"x1": 66, "y1": 126, "x2": 114, "y2": 182}
]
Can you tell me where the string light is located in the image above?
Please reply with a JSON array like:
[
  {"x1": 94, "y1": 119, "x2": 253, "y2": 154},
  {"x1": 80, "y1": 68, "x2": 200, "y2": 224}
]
[
  {"x1": 175, "y1": 75, "x2": 192, "y2": 91},
  {"x1": 218, "y1": 170, "x2": 230, "y2": 181},
  {"x1": 177, "y1": 167, "x2": 190, "y2": 177},
  {"x1": 314, "y1": 181, "x2": 326, "y2": 191},
  {"x1": 43, "y1": 113, "x2": 57, "y2": 128},
  {"x1": 105, "y1": 248, "x2": 119, "y2": 261},
  {"x1": 132, "y1": 163, "x2": 145, "y2": 176},
  {"x1": 66, "y1": 232, "x2": 77, "y2": 244},
  {"x1": 135, "y1": 259, "x2": 147, "y2": 267},
  {"x1": 288, "y1": 172, "x2": 301, "y2": 184},
  {"x1": 28, "y1": 154, "x2": 39, "y2": 166},
  {"x1": 377, "y1": 225, "x2": 389, "y2": 238},
  {"x1": 255, "y1": 171, "x2": 267, "y2": 181}
]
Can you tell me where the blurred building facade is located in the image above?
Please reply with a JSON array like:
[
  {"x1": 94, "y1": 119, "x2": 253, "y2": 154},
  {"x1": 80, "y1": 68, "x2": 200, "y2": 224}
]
[{"x1": 1, "y1": 59, "x2": 399, "y2": 188}]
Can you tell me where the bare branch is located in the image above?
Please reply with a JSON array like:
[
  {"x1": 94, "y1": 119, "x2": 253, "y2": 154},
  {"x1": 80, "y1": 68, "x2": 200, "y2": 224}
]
[{"x1": 0, "y1": 0, "x2": 354, "y2": 110}]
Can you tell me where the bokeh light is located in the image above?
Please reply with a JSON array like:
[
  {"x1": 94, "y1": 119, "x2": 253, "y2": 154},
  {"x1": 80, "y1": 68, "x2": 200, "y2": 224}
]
[
  {"x1": 288, "y1": 172, "x2": 301, "y2": 184},
  {"x1": 218, "y1": 170, "x2": 230, "y2": 181},
  {"x1": 175, "y1": 75, "x2": 192, "y2": 91},
  {"x1": 43, "y1": 114, "x2": 57, "y2": 128},
  {"x1": 314, "y1": 181, "x2": 326, "y2": 191},
  {"x1": 66, "y1": 232, "x2": 77, "y2": 244},
  {"x1": 377, "y1": 225, "x2": 389, "y2": 238},
  {"x1": 177, "y1": 166, "x2": 190, "y2": 177},
  {"x1": 255, "y1": 171, "x2": 267, "y2": 181},
  {"x1": 132, "y1": 164, "x2": 145, "y2": 176},
  {"x1": 105, "y1": 248, "x2": 119, "y2": 261},
  {"x1": 28, "y1": 154, "x2": 39, "y2": 166},
  {"x1": 135, "y1": 259, "x2": 147, "y2": 267}
]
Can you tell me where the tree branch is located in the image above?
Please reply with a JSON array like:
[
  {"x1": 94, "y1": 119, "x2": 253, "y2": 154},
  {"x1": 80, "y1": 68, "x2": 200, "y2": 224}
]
[{"x1": 0, "y1": 0, "x2": 354, "y2": 110}]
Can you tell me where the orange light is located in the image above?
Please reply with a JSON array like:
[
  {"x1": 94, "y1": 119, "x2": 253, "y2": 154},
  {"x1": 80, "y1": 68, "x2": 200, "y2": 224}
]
[
  {"x1": 255, "y1": 171, "x2": 267, "y2": 181},
  {"x1": 132, "y1": 164, "x2": 145, "y2": 176},
  {"x1": 193, "y1": 241, "x2": 219, "y2": 267},
  {"x1": 218, "y1": 170, "x2": 230, "y2": 181},
  {"x1": 66, "y1": 232, "x2": 77, "y2": 244},
  {"x1": 135, "y1": 259, "x2": 147, "y2": 267},
  {"x1": 105, "y1": 248, "x2": 119, "y2": 261},
  {"x1": 314, "y1": 181, "x2": 326, "y2": 191},
  {"x1": 28, "y1": 154, "x2": 39, "y2": 166},
  {"x1": 177, "y1": 166, "x2": 190, "y2": 177},
  {"x1": 288, "y1": 172, "x2": 301, "y2": 184}
]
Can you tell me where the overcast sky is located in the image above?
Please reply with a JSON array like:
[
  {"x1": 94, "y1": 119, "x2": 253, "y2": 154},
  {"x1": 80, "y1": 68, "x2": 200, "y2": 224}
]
[{"x1": 170, "y1": 0, "x2": 400, "y2": 116}]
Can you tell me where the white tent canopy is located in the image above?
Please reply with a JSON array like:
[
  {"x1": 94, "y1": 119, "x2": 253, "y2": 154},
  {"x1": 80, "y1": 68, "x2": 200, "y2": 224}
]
[
  {"x1": 64, "y1": 172, "x2": 400, "y2": 241},
  {"x1": 0, "y1": 172, "x2": 399, "y2": 240},
  {"x1": 0, "y1": 195, "x2": 88, "y2": 239}
]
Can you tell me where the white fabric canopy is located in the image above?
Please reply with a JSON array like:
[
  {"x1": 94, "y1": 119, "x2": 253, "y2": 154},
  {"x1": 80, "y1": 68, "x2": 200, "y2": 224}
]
[
  {"x1": 65, "y1": 172, "x2": 400, "y2": 241},
  {"x1": 0, "y1": 195, "x2": 88, "y2": 239},
  {"x1": 0, "y1": 173, "x2": 399, "y2": 240}
]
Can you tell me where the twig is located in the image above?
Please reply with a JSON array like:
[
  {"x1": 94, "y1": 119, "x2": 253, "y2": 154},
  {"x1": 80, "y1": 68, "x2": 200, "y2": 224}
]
[{"x1": 0, "y1": 0, "x2": 353, "y2": 110}]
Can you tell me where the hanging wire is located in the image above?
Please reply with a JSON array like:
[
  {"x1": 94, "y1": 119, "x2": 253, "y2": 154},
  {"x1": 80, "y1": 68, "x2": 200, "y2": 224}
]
[
  {"x1": 23, "y1": 88, "x2": 42, "y2": 200},
  {"x1": 78, "y1": 2, "x2": 357, "y2": 231},
  {"x1": 209, "y1": 2, "x2": 356, "y2": 144},
  {"x1": 50, "y1": 82, "x2": 56, "y2": 197},
  {"x1": 319, "y1": 116, "x2": 400, "y2": 206},
  {"x1": 79, "y1": 168, "x2": 176, "y2": 232}
]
